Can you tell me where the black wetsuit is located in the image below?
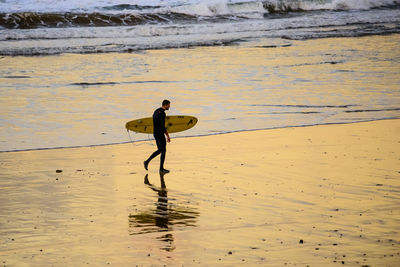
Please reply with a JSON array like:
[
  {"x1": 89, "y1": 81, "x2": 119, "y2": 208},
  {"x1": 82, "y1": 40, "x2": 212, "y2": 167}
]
[
  {"x1": 153, "y1": 107, "x2": 167, "y2": 138},
  {"x1": 145, "y1": 107, "x2": 167, "y2": 170}
]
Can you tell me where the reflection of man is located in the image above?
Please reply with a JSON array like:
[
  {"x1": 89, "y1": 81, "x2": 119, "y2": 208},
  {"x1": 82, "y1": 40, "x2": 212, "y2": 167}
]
[
  {"x1": 144, "y1": 173, "x2": 168, "y2": 229},
  {"x1": 143, "y1": 173, "x2": 175, "y2": 251},
  {"x1": 144, "y1": 100, "x2": 171, "y2": 173},
  {"x1": 128, "y1": 173, "x2": 198, "y2": 251}
]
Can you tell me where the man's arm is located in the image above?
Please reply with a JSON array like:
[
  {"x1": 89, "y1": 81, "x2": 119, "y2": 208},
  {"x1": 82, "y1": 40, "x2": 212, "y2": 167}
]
[{"x1": 162, "y1": 111, "x2": 170, "y2": 142}]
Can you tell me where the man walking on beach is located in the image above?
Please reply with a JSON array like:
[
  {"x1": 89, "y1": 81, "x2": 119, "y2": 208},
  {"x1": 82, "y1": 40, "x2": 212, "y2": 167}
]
[{"x1": 144, "y1": 100, "x2": 171, "y2": 174}]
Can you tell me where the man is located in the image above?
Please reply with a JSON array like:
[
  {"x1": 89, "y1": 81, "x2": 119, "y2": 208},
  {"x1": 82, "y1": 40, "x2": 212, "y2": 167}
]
[{"x1": 144, "y1": 100, "x2": 171, "y2": 173}]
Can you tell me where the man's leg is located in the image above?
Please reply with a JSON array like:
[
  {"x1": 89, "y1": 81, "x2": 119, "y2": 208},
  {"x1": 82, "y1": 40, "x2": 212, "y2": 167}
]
[
  {"x1": 158, "y1": 137, "x2": 168, "y2": 172},
  {"x1": 144, "y1": 135, "x2": 165, "y2": 170},
  {"x1": 145, "y1": 149, "x2": 161, "y2": 167},
  {"x1": 160, "y1": 148, "x2": 166, "y2": 170}
]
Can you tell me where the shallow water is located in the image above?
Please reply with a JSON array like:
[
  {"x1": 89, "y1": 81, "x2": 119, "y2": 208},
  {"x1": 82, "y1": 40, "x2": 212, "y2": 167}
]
[{"x1": 1, "y1": 35, "x2": 400, "y2": 151}]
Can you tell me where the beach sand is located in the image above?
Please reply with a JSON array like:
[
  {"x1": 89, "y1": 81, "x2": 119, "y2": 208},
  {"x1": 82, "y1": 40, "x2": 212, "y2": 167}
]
[{"x1": 1, "y1": 119, "x2": 399, "y2": 266}]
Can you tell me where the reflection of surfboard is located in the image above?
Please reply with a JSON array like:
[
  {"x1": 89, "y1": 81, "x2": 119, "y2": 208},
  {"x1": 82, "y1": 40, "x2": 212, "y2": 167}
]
[{"x1": 126, "y1": 115, "x2": 198, "y2": 134}]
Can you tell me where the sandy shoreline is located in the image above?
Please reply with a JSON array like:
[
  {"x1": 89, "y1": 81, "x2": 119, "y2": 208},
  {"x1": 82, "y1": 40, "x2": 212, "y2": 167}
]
[
  {"x1": 1, "y1": 119, "x2": 400, "y2": 266},
  {"x1": 1, "y1": 118, "x2": 396, "y2": 153}
]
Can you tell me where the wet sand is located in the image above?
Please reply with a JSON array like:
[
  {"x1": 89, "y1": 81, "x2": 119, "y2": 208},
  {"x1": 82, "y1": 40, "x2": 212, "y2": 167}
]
[{"x1": 1, "y1": 119, "x2": 400, "y2": 266}]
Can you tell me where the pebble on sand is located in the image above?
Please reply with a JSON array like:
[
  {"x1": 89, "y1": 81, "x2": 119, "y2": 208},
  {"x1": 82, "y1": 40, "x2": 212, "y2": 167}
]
[{"x1": 56, "y1": 170, "x2": 62, "y2": 173}]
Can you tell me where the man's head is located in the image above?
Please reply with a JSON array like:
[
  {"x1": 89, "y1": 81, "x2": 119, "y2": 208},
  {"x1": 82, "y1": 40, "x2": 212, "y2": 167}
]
[{"x1": 162, "y1": 99, "x2": 170, "y2": 110}]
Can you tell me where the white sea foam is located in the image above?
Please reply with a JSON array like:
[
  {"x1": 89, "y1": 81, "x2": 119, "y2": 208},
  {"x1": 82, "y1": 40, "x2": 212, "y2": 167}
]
[
  {"x1": 1, "y1": 0, "x2": 399, "y2": 13},
  {"x1": 302, "y1": 0, "x2": 400, "y2": 10},
  {"x1": 0, "y1": 0, "x2": 163, "y2": 13},
  {"x1": 1, "y1": 6, "x2": 399, "y2": 55}
]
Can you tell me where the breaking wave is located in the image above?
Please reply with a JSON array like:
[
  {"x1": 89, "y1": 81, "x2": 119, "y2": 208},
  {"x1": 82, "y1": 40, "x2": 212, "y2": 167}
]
[
  {"x1": 0, "y1": 0, "x2": 399, "y2": 55},
  {"x1": 0, "y1": 12, "x2": 196, "y2": 29},
  {"x1": 1, "y1": 0, "x2": 399, "y2": 29}
]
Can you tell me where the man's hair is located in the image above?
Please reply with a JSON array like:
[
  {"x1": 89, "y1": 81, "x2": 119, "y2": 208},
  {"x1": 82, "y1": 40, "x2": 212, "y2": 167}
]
[{"x1": 162, "y1": 99, "x2": 170, "y2": 106}]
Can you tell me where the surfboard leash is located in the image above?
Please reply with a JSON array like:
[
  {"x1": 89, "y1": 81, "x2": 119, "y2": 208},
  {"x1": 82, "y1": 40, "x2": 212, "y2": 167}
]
[
  {"x1": 148, "y1": 134, "x2": 155, "y2": 146},
  {"x1": 127, "y1": 129, "x2": 155, "y2": 147},
  {"x1": 127, "y1": 129, "x2": 136, "y2": 147}
]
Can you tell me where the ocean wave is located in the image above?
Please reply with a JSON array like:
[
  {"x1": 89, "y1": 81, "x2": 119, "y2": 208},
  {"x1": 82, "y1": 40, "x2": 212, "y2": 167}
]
[
  {"x1": 1, "y1": 28, "x2": 399, "y2": 56},
  {"x1": 0, "y1": 12, "x2": 196, "y2": 29},
  {"x1": 1, "y1": 0, "x2": 399, "y2": 29},
  {"x1": 263, "y1": 0, "x2": 400, "y2": 13},
  {"x1": 2, "y1": 0, "x2": 400, "y2": 13},
  {"x1": 0, "y1": 38, "x2": 244, "y2": 56},
  {"x1": 1, "y1": 23, "x2": 399, "y2": 56},
  {"x1": 0, "y1": 1, "x2": 399, "y2": 56}
]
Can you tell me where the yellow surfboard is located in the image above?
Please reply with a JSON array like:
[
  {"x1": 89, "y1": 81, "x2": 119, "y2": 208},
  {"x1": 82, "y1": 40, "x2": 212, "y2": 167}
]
[{"x1": 125, "y1": 115, "x2": 198, "y2": 134}]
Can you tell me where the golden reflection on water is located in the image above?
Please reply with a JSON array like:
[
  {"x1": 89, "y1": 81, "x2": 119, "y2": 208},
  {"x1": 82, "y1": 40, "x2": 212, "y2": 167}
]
[
  {"x1": 128, "y1": 173, "x2": 199, "y2": 252},
  {"x1": 1, "y1": 35, "x2": 399, "y2": 151}
]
